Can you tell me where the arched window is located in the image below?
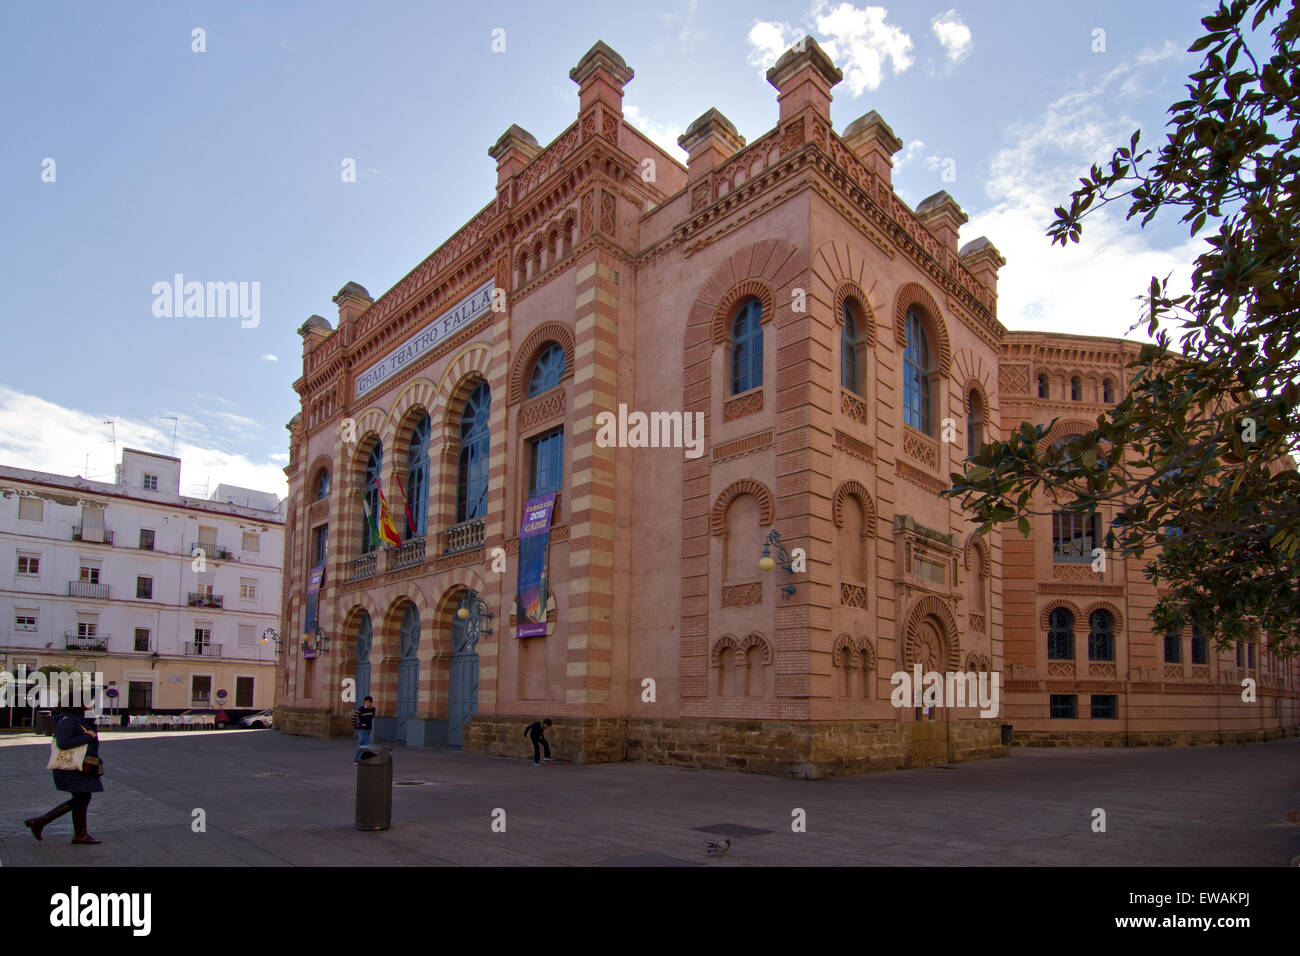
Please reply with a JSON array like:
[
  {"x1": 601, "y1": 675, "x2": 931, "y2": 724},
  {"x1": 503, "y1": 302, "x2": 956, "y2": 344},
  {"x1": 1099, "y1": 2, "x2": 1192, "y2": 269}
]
[
  {"x1": 1037, "y1": 374, "x2": 1049, "y2": 399},
  {"x1": 528, "y1": 343, "x2": 566, "y2": 397},
  {"x1": 314, "y1": 468, "x2": 330, "y2": 501},
  {"x1": 1070, "y1": 377, "x2": 1082, "y2": 401},
  {"x1": 967, "y1": 389, "x2": 984, "y2": 455},
  {"x1": 730, "y1": 299, "x2": 763, "y2": 395},
  {"x1": 1103, "y1": 379, "x2": 1114, "y2": 403},
  {"x1": 723, "y1": 494, "x2": 762, "y2": 583},
  {"x1": 967, "y1": 546, "x2": 986, "y2": 613},
  {"x1": 841, "y1": 302, "x2": 859, "y2": 393},
  {"x1": 457, "y1": 383, "x2": 491, "y2": 522},
  {"x1": 405, "y1": 414, "x2": 430, "y2": 538},
  {"x1": 1047, "y1": 608, "x2": 1074, "y2": 660},
  {"x1": 903, "y1": 307, "x2": 931, "y2": 433},
  {"x1": 361, "y1": 443, "x2": 383, "y2": 554},
  {"x1": 1088, "y1": 610, "x2": 1115, "y2": 661}
]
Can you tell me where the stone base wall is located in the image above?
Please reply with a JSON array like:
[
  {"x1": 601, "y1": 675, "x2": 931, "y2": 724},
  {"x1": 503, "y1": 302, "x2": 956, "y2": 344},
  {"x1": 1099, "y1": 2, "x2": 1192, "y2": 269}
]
[
  {"x1": 1014, "y1": 726, "x2": 1300, "y2": 748},
  {"x1": 464, "y1": 715, "x2": 1010, "y2": 778},
  {"x1": 275, "y1": 706, "x2": 351, "y2": 739}
]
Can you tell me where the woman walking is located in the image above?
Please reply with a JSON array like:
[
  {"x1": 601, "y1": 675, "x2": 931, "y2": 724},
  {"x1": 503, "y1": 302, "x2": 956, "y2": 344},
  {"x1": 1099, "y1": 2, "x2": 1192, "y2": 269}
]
[{"x1": 24, "y1": 704, "x2": 104, "y2": 845}]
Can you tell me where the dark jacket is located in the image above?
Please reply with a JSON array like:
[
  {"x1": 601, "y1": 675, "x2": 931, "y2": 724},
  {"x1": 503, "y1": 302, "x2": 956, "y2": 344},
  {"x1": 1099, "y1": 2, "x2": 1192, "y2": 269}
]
[
  {"x1": 354, "y1": 705, "x2": 376, "y2": 731},
  {"x1": 523, "y1": 721, "x2": 548, "y2": 741},
  {"x1": 51, "y1": 711, "x2": 103, "y2": 793}
]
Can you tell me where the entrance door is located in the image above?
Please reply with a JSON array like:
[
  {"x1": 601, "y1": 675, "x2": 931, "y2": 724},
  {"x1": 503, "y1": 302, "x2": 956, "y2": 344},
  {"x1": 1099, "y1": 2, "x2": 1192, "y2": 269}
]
[
  {"x1": 355, "y1": 613, "x2": 372, "y2": 704},
  {"x1": 128, "y1": 681, "x2": 152, "y2": 711},
  {"x1": 395, "y1": 605, "x2": 420, "y2": 741},
  {"x1": 448, "y1": 609, "x2": 479, "y2": 746}
]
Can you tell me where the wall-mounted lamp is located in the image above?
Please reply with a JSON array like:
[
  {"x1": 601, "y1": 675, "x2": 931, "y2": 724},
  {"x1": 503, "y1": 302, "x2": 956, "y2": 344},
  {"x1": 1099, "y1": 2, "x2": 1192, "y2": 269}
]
[
  {"x1": 261, "y1": 627, "x2": 282, "y2": 656},
  {"x1": 759, "y1": 529, "x2": 797, "y2": 600},
  {"x1": 150, "y1": 651, "x2": 160, "y2": 670},
  {"x1": 456, "y1": 589, "x2": 494, "y2": 649}
]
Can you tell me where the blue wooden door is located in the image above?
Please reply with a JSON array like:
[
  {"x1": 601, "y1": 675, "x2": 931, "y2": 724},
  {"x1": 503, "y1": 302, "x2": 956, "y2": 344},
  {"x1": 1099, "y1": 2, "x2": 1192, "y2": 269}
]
[
  {"x1": 355, "y1": 613, "x2": 372, "y2": 704},
  {"x1": 395, "y1": 605, "x2": 419, "y2": 741},
  {"x1": 448, "y1": 615, "x2": 478, "y2": 746}
]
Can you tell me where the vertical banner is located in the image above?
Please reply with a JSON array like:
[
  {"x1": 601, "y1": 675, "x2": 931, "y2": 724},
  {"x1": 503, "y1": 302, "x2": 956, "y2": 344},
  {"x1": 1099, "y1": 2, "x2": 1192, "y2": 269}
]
[
  {"x1": 516, "y1": 493, "x2": 556, "y2": 638},
  {"x1": 303, "y1": 564, "x2": 325, "y2": 657}
]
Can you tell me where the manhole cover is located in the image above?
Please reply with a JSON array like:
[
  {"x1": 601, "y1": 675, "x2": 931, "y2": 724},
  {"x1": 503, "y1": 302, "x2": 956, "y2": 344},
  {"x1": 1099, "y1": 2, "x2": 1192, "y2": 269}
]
[{"x1": 692, "y1": 823, "x2": 773, "y2": 838}]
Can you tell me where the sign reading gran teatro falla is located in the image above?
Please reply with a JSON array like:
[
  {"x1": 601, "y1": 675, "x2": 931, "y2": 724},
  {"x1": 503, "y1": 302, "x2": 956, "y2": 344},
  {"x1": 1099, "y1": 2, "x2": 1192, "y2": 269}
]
[{"x1": 354, "y1": 279, "x2": 496, "y2": 399}]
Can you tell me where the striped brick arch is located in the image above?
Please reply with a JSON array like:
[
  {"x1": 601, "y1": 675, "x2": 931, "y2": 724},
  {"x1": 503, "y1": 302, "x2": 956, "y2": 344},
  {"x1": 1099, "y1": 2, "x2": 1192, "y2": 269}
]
[
  {"x1": 811, "y1": 239, "x2": 884, "y2": 340},
  {"x1": 833, "y1": 480, "x2": 877, "y2": 529},
  {"x1": 963, "y1": 533, "x2": 990, "y2": 571},
  {"x1": 902, "y1": 594, "x2": 961, "y2": 671},
  {"x1": 1042, "y1": 419, "x2": 1098, "y2": 447},
  {"x1": 893, "y1": 281, "x2": 952, "y2": 377},
  {"x1": 710, "y1": 479, "x2": 775, "y2": 536},
  {"x1": 1083, "y1": 601, "x2": 1124, "y2": 632},
  {"x1": 709, "y1": 280, "x2": 777, "y2": 345},
  {"x1": 508, "y1": 322, "x2": 575, "y2": 405},
  {"x1": 1039, "y1": 599, "x2": 1083, "y2": 630}
]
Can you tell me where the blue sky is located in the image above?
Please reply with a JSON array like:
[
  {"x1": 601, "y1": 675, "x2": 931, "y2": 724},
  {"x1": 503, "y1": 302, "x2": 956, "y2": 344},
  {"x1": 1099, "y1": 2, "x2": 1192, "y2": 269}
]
[{"x1": 0, "y1": 0, "x2": 1217, "y2": 496}]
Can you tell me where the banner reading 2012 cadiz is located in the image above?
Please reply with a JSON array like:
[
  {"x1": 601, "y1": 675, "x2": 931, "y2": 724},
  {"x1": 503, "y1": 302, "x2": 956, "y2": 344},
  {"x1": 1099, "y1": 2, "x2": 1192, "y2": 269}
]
[
  {"x1": 516, "y1": 493, "x2": 556, "y2": 638},
  {"x1": 303, "y1": 564, "x2": 325, "y2": 655}
]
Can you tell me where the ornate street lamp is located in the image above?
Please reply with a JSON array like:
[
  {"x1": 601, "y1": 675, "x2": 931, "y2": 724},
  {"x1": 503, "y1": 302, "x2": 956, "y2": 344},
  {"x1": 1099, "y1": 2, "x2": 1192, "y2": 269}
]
[
  {"x1": 260, "y1": 627, "x2": 282, "y2": 656},
  {"x1": 455, "y1": 589, "x2": 494, "y2": 649},
  {"x1": 759, "y1": 529, "x2": 797, "y2": 600}
]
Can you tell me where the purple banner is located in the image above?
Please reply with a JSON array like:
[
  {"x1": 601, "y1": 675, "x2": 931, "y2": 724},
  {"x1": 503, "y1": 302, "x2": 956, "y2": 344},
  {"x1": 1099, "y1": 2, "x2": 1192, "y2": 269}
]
[
  {"x1": 303, "y1": 564, "x2": 325, "y2": 650},
  {"x1": 516, "y1": 493, "x2": 556, "y2": 638}
]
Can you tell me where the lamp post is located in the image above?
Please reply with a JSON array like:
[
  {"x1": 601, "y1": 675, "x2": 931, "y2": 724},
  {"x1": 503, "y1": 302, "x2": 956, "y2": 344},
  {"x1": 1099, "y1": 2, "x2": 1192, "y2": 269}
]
[
  {"x1": 759, "y1": 529, "x2": 797, "y2": 600},
  {"x1": 260, "y1": 627, "x2": 282, "y2": 657}
]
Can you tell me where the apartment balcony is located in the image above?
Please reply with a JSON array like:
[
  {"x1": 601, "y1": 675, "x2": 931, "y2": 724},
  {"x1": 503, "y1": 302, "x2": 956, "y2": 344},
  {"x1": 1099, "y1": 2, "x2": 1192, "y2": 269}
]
[
  {"x1": 192, "y1": 543, "x2": 233, "y2": 560},
  {"x1": 68, "y1": 580, "x2": 110, "y2": 599},
  {"x1": 183, "y1": 642, "x2": 223, "y2": 657},
  {"x1": 188, "y1": 592, "x2": 225, "y2": 608},
  {"x1": 439, "y1": 518, "x2": 485, "y2": 555},
  {"x1": 72, "y1": 526, "x2": 114, "y2": 545},
  {"x1": 65, "y1": 633, "x2": 108, "y2": 652},
  {"x1": 348, "y1": 552, "x2": 378, "y2": 581},
  {"x1": 388, "y1": 536, "x2": 426, "y2": 570}
]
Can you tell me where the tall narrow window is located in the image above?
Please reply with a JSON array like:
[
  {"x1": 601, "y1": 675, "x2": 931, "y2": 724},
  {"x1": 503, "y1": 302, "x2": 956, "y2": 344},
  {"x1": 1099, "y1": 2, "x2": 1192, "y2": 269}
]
[
  {"x1": 1047, "y1": 608, "x2": 1075, "y2": 660},
  {"x1": 313, "y1": 524, "x2": 328, "y2": 565},
  {"x1": 457, "y1": 383, "x2": 491, "y2": 521},
  {"x1": 966, "y1": 389, "x2": 984, "y2": 455},
  {"x1": 315, "y1": 468, "x2": 330, "y2": 500},
  {"x1": 1037, "y1": 374, "x2": 1049, "y2": 398},
  {"x1": 903, "y1": 308, "x2": 931, "y2": 433},
  {"x1": 362, "y1": 443, "x2": 383, "y2": 553},
  {"x1": 1088, "y1": 610, "x2": 1115, "y2": 661},
  {"x1": 528, "y1": 344, "x2": 566, "y2": 397},
  {"x1": 1070, "y1": 377, "x2": 1082, "y2": 401},
  {"x1": 1164, "y1": 628, "x2": 1182, "y2": 663},
  {"x1": 528, "y1": 428, "x2": 564, "y2": 498},
  {"x1": 1102, "y1": 379, "x2": 1114, "y2": 403},
  {"x1": 406, "y1": 414, "x2": 430, "y2": 538},
  {"x1": 841, "y1": 303, "x2": 859, "y2": 392},
  {"x1": 1191, "y1": 625, "x2": 1207, "y2": 665},
  {"x1": 730, "y1": 299, "x2": 763, "y2": 395}
]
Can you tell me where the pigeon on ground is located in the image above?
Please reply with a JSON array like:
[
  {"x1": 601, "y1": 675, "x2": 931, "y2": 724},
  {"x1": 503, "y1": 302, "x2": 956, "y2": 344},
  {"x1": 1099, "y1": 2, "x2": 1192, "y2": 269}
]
[{"x1": 705, "y1": 838, "x2": 731, "y2": 856}]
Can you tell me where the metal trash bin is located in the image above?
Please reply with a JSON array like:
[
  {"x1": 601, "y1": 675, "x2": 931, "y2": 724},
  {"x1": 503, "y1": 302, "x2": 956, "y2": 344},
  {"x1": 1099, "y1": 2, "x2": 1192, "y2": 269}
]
[
  {"x1": 1000, "y1": 723, "x2": 1013, "y2": 746},
  {"x1": 355, "y1": 746, "x2": 393, "y2": 831},
  {"x1": 34, "y1": 710, "x2": 53, "y2": 735}
]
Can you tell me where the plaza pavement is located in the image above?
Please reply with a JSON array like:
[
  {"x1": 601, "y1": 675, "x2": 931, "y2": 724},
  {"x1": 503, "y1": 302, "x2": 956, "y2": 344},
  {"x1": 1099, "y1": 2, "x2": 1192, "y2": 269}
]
[{"x1": 0, "y1": 728, "x2": 1296, "y2": 866}]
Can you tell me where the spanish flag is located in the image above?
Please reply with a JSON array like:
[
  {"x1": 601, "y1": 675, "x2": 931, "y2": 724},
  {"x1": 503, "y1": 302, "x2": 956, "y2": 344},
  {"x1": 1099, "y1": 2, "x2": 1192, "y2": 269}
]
[{"x1": 376, "y1": 485, "x2": 403, "y2": 546}]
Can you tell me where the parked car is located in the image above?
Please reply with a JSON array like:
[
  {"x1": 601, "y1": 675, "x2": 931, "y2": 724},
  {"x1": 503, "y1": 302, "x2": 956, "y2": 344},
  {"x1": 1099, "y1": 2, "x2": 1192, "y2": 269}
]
[{"x1": 241, "y1": 710, "x2": 274, "y2": 729}]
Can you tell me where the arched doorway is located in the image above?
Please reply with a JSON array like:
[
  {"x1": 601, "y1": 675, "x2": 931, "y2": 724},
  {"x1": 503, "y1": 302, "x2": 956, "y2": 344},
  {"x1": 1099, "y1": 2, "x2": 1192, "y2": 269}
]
[
  {"x1": 396, "y1": 604, "x2": 420, "y2": 742},
  {"x1": 355, "y1": 612, "x2": 372, "y2": 704},
  {"x1": 448, "y1": 591, "x2": 481, "y2": 746}
]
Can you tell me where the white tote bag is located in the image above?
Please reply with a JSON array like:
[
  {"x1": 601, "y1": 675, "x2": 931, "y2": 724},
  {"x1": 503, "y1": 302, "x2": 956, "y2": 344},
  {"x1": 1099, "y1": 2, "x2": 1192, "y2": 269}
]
[{"x1": 46, "y1": 740, "x2": 88, "y2": 771}]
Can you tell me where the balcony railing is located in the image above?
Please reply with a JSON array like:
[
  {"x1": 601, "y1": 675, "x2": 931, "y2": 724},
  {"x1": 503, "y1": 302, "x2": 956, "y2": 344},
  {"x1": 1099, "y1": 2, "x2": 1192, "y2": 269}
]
[
  {"x1": 440, "y1": 518, "x2": 485, "y2": 555},
  {"x1": 348, "y1": 552, "x2": 378, "y2": 581},
  {"x1": 68, "y1": 581, "x2": 109, "y2": 599},
  {"x1": 183, "y1": 642, "x2": 223, "y2": 657},
  {"x1": 192, "y1": 543, "x2": 232, "y2": 560},
  {"x1": 188, "y1": 592, "x2": 225, "y2": 608},
  {"x1": 72, "y1": 526, "x2": 114, "y2": 545},
  {"x1": 65, "y1": 634, "x2": 108, "y2": 652},
  {"x1": 388, "y1": 536, "x2": 426, "y2": 570}
]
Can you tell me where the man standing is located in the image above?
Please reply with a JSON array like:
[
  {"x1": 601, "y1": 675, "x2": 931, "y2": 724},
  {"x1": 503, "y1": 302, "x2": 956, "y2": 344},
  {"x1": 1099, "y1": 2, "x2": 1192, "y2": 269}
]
[
  {"x1": 352, "y1": 696, "x2": 377, "y2": 764},
  {"x1": 523, "y1": 718, "x2": 552, "y2": 766}
]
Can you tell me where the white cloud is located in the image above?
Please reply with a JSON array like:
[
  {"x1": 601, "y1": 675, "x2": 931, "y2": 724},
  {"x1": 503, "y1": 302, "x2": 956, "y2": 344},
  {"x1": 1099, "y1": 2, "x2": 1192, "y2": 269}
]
[
  {"x1": 893, "y1": 139, "x2": 925, "y2": 170},
  {"x1": 747, "y1": 3, "x2": 913, "y2": 95},
  {"x1": 261, "y1": 353, "x2": 279, "y2": 362},
  {"x1": 0, "y1": 387, "x2": 287, "y2": 498},
  {"x1": 931, "y1": 10, "x2": 972, "y2": 65},
  {"x1": 624, "y1": 104, "x2": 689, "y2": 162},
  {"x1": 962, "y1": 45, "x2": 1199, "y2": 341}
]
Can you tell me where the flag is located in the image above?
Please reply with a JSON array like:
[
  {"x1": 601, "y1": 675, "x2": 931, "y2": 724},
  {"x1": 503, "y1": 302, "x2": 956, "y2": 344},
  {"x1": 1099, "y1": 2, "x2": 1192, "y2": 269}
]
[
  {"x1": 376, "y1": 485, "x2": 403, "y2": 546},
  {"x1": 360, "y1": 493, "x2": 379, "y2": 550},
  {"x1": 395, "y1": 475, "x2": 419, "y2": 537}
]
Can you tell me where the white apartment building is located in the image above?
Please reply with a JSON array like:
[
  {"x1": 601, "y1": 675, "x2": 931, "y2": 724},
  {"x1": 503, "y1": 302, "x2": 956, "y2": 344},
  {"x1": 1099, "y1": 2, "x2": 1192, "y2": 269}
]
[{"x1": 0, "y1": 448, "x2": 284, "y2": 725}]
